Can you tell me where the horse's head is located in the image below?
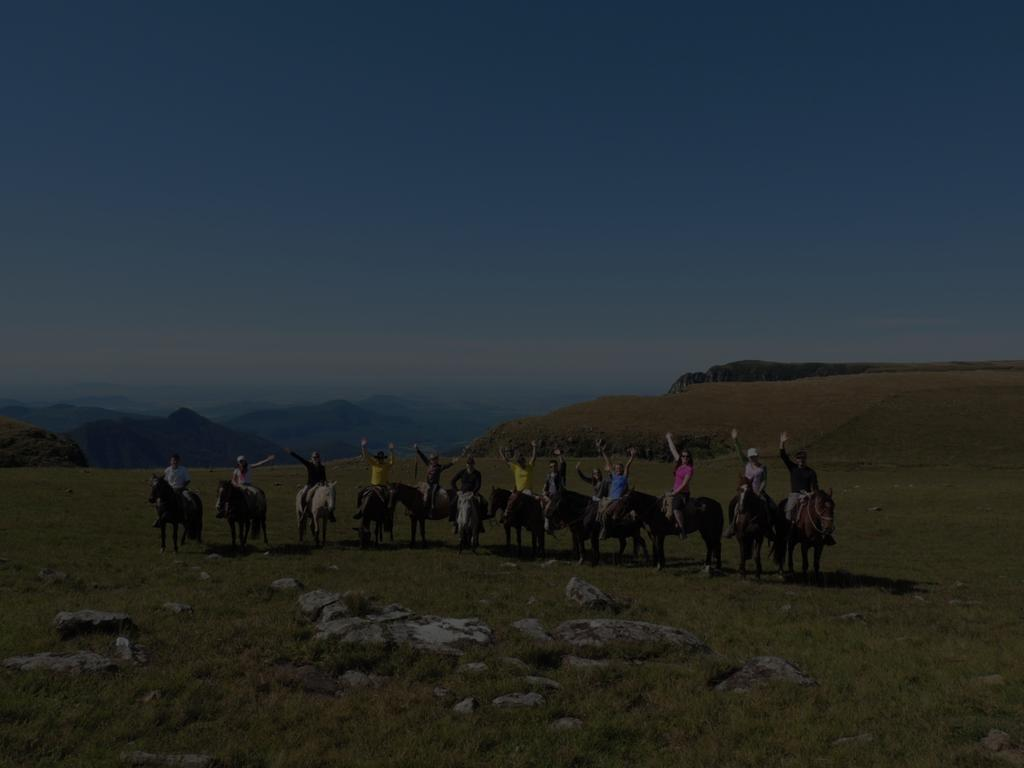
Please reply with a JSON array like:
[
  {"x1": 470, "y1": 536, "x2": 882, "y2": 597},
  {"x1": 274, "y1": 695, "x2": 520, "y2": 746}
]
[
  {"x1": 215, "y1": 480, "x2": 232, "y2": 516},
  {"x1": 812, "y1": 489, "x2": 836, "y2": 533},
  {"x1": 149, "y1": 474, "x2": 169, "y2": 504}
]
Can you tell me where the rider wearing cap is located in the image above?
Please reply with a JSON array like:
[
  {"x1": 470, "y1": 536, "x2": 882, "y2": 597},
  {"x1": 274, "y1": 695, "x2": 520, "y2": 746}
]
[
  {"x1": 725, "y1": 429, "x2": 770, "y2": 538},
  {"x1": 290, "y1": 449, "x2": 333, "y2": 522},
  {"x1": 232, "y1": 454, "x2": 275, "y2": 488},
  {"x1": 357, "y1": 439, "x2": 395, "y2": 519},
  {"x1": 779, "y1": 431, "x2": 819, "y2": 520}
]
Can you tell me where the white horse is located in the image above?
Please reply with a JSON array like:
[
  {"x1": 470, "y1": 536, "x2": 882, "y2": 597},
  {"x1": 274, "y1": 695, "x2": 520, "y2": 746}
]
[
  {"x1": 297, "y1": 482, "x2": 335, "y2": 546},
  {"x1": 456, "y1": 491, "x2": 480, "y2": 553}
]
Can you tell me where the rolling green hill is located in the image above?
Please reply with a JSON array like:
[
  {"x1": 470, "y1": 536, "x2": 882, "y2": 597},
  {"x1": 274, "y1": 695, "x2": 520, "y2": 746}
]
[
  {"x1": 470, "y1": 369, "x2": 1024, "y2": 467},
  {"x1": 0, "y1": 417, "x2": 88, "y2": 467}
]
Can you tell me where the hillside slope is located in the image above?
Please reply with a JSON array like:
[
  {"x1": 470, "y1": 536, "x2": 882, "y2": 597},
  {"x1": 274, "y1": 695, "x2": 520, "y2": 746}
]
[
  {"x1": 69, "y1": 408, "x2": 285, "y2": 469},
  {"x1": 0, "y1": 404, "x2": 144, "y2": 434},
  {"x1": 0, "y1": 417, "x2": 88, "y2": 467},
  {"x1": 470, "y1": 370, "x2": 1024, "y2": 467}
]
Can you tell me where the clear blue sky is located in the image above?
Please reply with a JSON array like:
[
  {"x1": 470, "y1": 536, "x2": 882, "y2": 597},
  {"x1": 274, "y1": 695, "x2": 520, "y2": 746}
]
[{"x1": 2, "y1": 1, "x2": 1022, "y2": 399}]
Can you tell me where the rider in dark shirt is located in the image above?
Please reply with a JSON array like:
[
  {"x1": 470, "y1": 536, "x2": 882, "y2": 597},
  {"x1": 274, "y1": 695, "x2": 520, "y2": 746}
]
[
  {"x1": 779, "y1": 431, "x2": 819, "y2": 520},
  {"x1": 451, "y1": 458, "x2": 482, "y2": 494},
  {"x1": 290, "y1": 450, "x2": 333, "y2": 521},
  {"x1": 415, "y1": 445, "x2": 453, "y2": 513}
]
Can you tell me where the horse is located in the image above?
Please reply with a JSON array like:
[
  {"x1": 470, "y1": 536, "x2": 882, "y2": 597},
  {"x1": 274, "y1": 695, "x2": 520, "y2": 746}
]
[
  {"x1": 653, "y1": 494, "x2": 724, "y2": 571},
  {"x1": 356, "y1": 485, "x2": 393, "y2": 548},
  {"x1": 491, "y1": 487, "x2": 545, "y2": 558},
  {"x1": 297, "y1": 482, "x2": 335, "y2": 547},
  {"x1": 391, "y1": 482, "x2": 451, "y2": 547},
  {"x1": 728, "y1": 481, "x2": 772, "y2": 578},
  {"x1": 148, "y1": 476, "x2": 202, "y2": 553},
  {"x1": 216, "y1": 481, "x2": 268, "y2": 551},
  {"x1": 785, "y1": 489, "x2": 836, "y2": 581},
  {"x1": 455, "y1": 491, "x2": 482, "y2": 553},
  {"x1": 545, "y1": 490, "x2": 648, "y2": 566}
]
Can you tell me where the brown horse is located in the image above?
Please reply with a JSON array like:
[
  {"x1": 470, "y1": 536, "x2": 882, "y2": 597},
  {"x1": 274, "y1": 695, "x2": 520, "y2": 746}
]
[
  {"x1": 652, "y1": 494, "x2": 724, "y2": 571},
  {"x1": 391, "y1": 482, "x2": 450, "y2": 547},
  {"x1": 786, "y1": 489, "x2": 836, "y2": 581},
  {"x1": 491, "y1": 487, "x2": 545, "y2": 558},
  {"x1": 728, "y1": 481, "x2": 771, "y2": 578},
  {"x1": 214, "y1": 480, "x2": 259, "y2": 551},
  {"x1": 548, "y1": 491, "x2": 648, "y2": 566},
  {"x1": 148, "y1": 476, "x2": 202, "y2": 553},
  {"x1": 356, "y1": 485, "x2": 393, "y2": 547}
]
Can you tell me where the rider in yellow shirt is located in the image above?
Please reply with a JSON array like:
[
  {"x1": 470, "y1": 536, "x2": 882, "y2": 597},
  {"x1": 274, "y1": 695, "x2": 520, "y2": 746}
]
[
  {"x1": 498, "y1": 441, "x2": 537, "y2": 521},
  {"x1": 356, "y1": 438, "x2": 395, "y2": 518}
]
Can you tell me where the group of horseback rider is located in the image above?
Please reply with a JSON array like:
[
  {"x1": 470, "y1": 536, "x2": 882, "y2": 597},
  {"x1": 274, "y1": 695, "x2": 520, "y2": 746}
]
[{"x1": 156, "y1": 428, "x2": 831, "y2": 544}]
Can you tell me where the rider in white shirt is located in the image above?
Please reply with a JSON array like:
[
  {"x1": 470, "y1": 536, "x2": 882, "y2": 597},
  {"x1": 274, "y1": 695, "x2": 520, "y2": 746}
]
[{"x1": 157, "y1": 453, "x2": 193, "y2": 528}]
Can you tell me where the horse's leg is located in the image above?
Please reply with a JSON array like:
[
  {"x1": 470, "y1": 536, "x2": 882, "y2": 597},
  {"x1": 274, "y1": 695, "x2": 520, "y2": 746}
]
[
  {"x1": 262, "y1": 514, "x2": 269, "y2": 545},
  {"x1": 754, "y1": 538, "x2": 763, "y2": 580},
  {"x1": 419, "y1": 518, "x2": 426, "y2": 547},
  {"x1": 172, "y1": 522, "x2": 179, "y2": 553},
  {"x1": 590, "y1": 531, "x2": 600, "y2": 566},
  {"x1": 813, "y1": 542, "x2": 823, "y2": 581},
  {"x1": 516, "y1": 526, "x2": 522, "y2": 558},
  {"x1": 638, "y1": 534, "x2": 650, "y2": 565},
  {"x1": 786, "y1": 533, "x2": 796, "y2": 574},
  {"x1": 159, "y1": 523, "x2": 166, "y2": 554},
  {"x1": 801, "y1": 541, "x2": 809, "y2": 580},
  {"x1": 410, "y1": 517, "x2": 417, "y2": 548}
]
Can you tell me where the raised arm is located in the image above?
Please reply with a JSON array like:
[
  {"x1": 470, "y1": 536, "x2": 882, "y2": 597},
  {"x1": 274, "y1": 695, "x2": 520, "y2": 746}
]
[
  {"x1": 554, "y1": 448, "x2": 567, "y2": 482},
  {"x1": 731, "y1": 428, "x2": 745, "y2": 465},
  {"x1": 576, "y1": 464, "x2": 591, "y2": 485},
  {"x1": 290, "y1": 450, "x2": 313, "y2": 470},
  {"x1": 251, "y1": 454, "x2": 276, "y2": 468},
  {"x1": 498, "y1": 446, "x2": 509, "y2": 463},
  {"x1": 600, "y1": 444, "x2": 612, "y2": 473},
  {"x1": 624, "y1": 447, "x2": 637, "y2": 477},
  {"x1": 359, "y1": 438, "x2": 371, "y2": 464},
  {"x1": 414, "y1": 444, "x2": 429, "y2": 466},
  {"x1": 388, "y1": 442, "x2": 396, "y2": 466},
  {"x1": 665, "y1": 432, "x2": 680, "y2": 463},
  {"x1": 779, "y1": 431, "x2": 795, "y2": 470},
  {"x1": 529, "y1": 440, "x2": 537, "y2": 466}
]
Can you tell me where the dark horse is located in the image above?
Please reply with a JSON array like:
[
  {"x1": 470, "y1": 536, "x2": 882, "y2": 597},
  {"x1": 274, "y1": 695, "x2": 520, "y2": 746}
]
[
  {"x1": 391, "y1": 482, "x2": 451, "y2": 548},
  {"x1": 647, "y1": 494, "x2": 723, "y2": 571},
  {"x1": 215, "y1": 481, "x2": 268, "y2": 551},
  {"x1": 356, "y1": 485, "x2": 393, "y2": 548},
  {"x1": 548, "y1": 491, "x2": 648, "y2": 566},
  {"x1": 786, "y1": 489, "x2": 836, "y2": 581},
  {"x1": 490, "y1": 487, "x2": 545, "y2": 558},
  {"x1": 728, "y1": 481, "x2": 773, "y2": 578},
  {"x1": 148, "y1": 476, "x2": 203, "y2": 553}
]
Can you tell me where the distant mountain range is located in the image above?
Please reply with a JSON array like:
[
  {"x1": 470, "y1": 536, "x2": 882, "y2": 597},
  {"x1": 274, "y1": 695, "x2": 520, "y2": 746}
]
[{"x1": 1, "y1": 395, "x2": 530, "y2": 468}]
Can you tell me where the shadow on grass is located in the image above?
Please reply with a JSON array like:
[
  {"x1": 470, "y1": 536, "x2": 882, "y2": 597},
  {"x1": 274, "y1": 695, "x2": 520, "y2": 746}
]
[{"x1": 783, "y1": 570, "x2": 932, "y2": 594}]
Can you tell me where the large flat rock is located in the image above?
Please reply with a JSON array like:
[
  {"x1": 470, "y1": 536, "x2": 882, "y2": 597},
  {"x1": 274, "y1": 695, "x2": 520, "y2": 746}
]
[
  {"x1": 3, "y1": 651, "x2": 118, "y2": 673},
  {"x1": 713, "y1": 656, "x2": 816, "y2": 692},
  {"x1": 54, "y1": 610, "x2": 133, "y2": 638},
  {"x1": 511, "y1": 618, "x2": 553, "y2": 642},
  {"x1": 565, "y1": 577, "x2": 620, "y2": 610},
  {"x1": 552, "y1": 619, "x2": 710, "y2": 652},
  {"x1": 316, "y1": 614, "x2": 493, "y2": 655},
  {"x1": 297, "y1": 590, "x2": 342, "y2": 620}
]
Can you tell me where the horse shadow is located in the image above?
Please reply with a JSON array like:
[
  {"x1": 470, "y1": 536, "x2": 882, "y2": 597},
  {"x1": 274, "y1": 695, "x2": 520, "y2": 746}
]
[{"x1": 783, "y1": 569, "x2": 931, "y2": 594}]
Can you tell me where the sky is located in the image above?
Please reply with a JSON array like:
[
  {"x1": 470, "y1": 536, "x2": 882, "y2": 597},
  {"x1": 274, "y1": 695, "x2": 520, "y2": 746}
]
[{"x1": 2, "y1": 0, "x2": 1023, "y2": 403}]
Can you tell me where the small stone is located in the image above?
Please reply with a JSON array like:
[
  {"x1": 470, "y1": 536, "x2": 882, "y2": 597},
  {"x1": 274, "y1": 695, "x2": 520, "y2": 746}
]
[
  {"x1": 541, "y1": 559, "x2": 558, "y2": 567},
  {"x1": 981, "y1": 729, "x2": 1012, "y2": 752},
  {"x1": 271, "y1": 578, "x2": 303, "y2": 591},
  {"x1": 511, "y1": 618, "x2": 553, "y2": 642},
  {"x1": 433, "y1": 686, "x2": 453, "y2": 699},
  {"x1": 54, "y1": 610, "x2": 133, "y2": 638},
  {"x1": 163, "y1": 603, "x2": 193, "y2": 614},
  {"x1": 780, "y1": 604, "x2": 792, "y2": 613},
  {"x1": 525, "y1": 675, "x2": 561, "y2": 690},
  {"x1": 837, "y1": 612, "x2": 865, "y2": 622},
  {"x1": 550, "y1": 717, "x2": 583, "y2": 731},
  {"x1": 500, "y1": 563, "x2": 519, "y2": 569},
  {"x1": 113, "y1": 636, "x2": 148, "y2": 665},
  {"x1": 492, "y1": 692, "x2": 545, "y2": 708},
  {"x1": 459, "y1": 662, "x2": 488, "y2": 674},
  {"x1": 39, "y1": 568, "x2": 67, "y2": 583},
  {"x1": 832, "y1": 733, "x2": 874, "y2": 746},
  {"x1": 562, "y1": 655, "x2": 609, "y2": 670},
  {"x1": 452, "y1": 697, "x2": 479, "y2": 714},
  {"x1": 500, "y1": 657, "x2": 530, "y2": 672},
  {"x1": 867, "y1": 506, "x2": 883, "y2": 512},
  {"x1": 553, "y1": 619, "x2": 709, "y2": 652},
  {"x1": 197, "y1": 571, "x2": 210, "y2": 581},
  {"x1": 974, "y1": 674, "x2": 1005, "y2": 686},
  {"x1": 526, "y1": 597, "x2": 537, "y2": 606},
  {"x1": 713, "y1": 656, "x2": 816, "y2": 692},
  {"x1": 120, "y1": 751, "x2": 214, "y2": 767},
  {"x1": 565, "y1": 577, "x2": 619, "y2": 611},
  {"x1": 205, "y1": 553, "x2": 222, "y2": 560},
  {"x1": 139, "y1": 690, "x2": 162, "y2": 703},
  {"x1": 327, "y1": 565, "x2": 339, "y2": 571}
]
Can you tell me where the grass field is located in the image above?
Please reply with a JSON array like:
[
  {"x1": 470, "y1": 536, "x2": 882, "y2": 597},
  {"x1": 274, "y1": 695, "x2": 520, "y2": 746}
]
[{"x1": 1, "y1": 452, "x2": 1022, "y2": 767}]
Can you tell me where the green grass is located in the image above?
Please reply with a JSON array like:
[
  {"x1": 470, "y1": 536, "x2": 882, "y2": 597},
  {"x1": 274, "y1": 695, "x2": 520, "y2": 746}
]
[{"x1": 1, "y1": 456, "x2": 1022, "y2": 767}]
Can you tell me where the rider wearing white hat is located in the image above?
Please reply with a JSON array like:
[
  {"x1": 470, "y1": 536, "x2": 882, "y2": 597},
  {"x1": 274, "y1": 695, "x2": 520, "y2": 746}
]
[
  {"x1": 725, "y1": 429, "x2": 771, "y2": 538},
  {"x1": 232, "y1": 454, "x2": 275, "y2": 488}
]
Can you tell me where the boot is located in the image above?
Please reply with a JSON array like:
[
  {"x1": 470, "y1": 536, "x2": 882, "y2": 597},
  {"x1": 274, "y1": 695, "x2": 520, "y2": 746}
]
[{"x1": 724, "y1": 521, "x2": 736, "y2": 539}]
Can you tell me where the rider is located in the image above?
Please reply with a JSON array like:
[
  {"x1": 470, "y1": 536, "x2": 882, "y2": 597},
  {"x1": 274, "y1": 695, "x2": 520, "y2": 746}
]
[
  {"x1": 450, "y1": 454, "x2": 484, "y2": 532},
  {"x1": 665, "y1": 433, "x2": 693, "y2": 539},
  {"x1": 779, "y1": 431, "x2": 819, "y2": 520},
  {"x1": 724, "y1": 428, "x2": 771, "y2": 538},
  {"x1": 598, "y1": 442, "x2": 636, "y2": 539},
  {"x1": 157, "y1": 453, "x2": 192, "y2": 527},
  {"x1": 576, "y1": 462, "x2": 610, "y2": 500},
  {"x1": 232, "y1": 454, "x2": 275, "y2": 488},
  {"x1": 414, "y1": 444, "x2": 453, "y2": 515},
  {"x1": 356, "y1": 439, "x2": 396, "y2": 519},
  {"x1": 540, "y1": 448, "x2": 567, "y2": 532},
  {"x1": 290, "y1": 449, "x2": 334, "y2": 522},
  {"x1": 498, "y1": 441, "x2": 537, "y2": 521}
]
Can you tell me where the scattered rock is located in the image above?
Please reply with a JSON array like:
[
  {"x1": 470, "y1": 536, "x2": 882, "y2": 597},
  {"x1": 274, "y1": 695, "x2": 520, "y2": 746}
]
[
  {"x1": 340, "y1": 669, "x2": 387, "y2": 688},
  {"x1": 780, "y1": 604, "x2": 792, "y2": 613},
  {"x1": 366, "y1": 604, "x2": 414, "y2": 622},
  {"x1": 832, "y1": 733, "x2": 874, "y2": 746},
  {"x1": 327, "y1": 565, "x2": 339, "y2": 571},
  {"x1": 319, "y1": 603, "x2": 353, "y2": 624},
  {"x1": 553, "y1": 620, "x2": 710, "y2": 652},
  {"x1": 197, "y1": 571, "x2": 210, "y2": 581},
  {"x1": 526, "y1": 597, "x2": 537, "y2": 606},
  {"x1": 120, "y1": 751, "x2": 215, "y2": 767},
  {"x1": 205, "y1": 553, "x2": 222, "y2": 560},
  {"x1": 433, "y1": 686, "x2": 453, "y2": 699},
  {"x1": 974, "y1": 674, "x2": 1005, "y2": 686},
  {"x1": 836, "y1": 612, "x2": 865, "y2": 622},
  {"x1": 867, "y1": 506, "x2": 883, "y2": 512},
  {"x1": 492, "y1": 692, "x2": 545, "y2": 708},
  {"x1": 297, "y1": 590, "x2": 342, "y2": 621},
  {"x1": 500, "y1": 563, "x2": 519, "y2": 569},
  {"x1": 452, "y1": 697, "x2": 479, "y2": 714},
  {"x1": 39, "y1": 568, "x2": 67, "y2": 583},
  {"x1": 163, "y1": 603, "x2": 193, "y2": 614},
  {"x1": 550, "y1": 717, "x2": 584, "y2": 731},
  {"x1": 54, "y1": 610, "x2": 133, "y2": 638},
  {"x1": 274, "y1": 663, "x2": 341, "y2": 697},
  {"x1": 270, "y1": 578, "x2": 303, "y2": 591},
  {"x1": 713, "y1": 657, "x2": 816, "y2": 692},
  {"x1": 459, "y1": 662, "x2": 488, "y2": 674},
  {"x1": 981, "y1": 729, "x2": 1012, "y2": 752},
  {"x1": 565, "y1": 577, "x2": 620, "y2": 611},
  {"x1": 948, "y1": 599, "x2": 981, "y2": 606},
  {"x1": 525, "y1": 675, "x2": 561, "y2": 690},
  {"x1": 541, "y1": 560, "x2": 558, "y2": 568},
  {"x1": 316, "y1": 613, "x2": 493, "y2": 655},
  {"x1": 139, "y1": 690, "x2": 162, "y2": 703},
  {"x1": 511, "y1": 618, "x2": 553, "y2": 642},
  {"x1": 113, "y1": 636, "x2": 148, "y2": 665},
  {"x1": 500, "y1": 657, "x2": 530, "y2": 672},
  {"x1": 3, "y1": 651, "x2": 118, "y2": 673},
  {"x1": 562, "y1": 655, "x2": 610, "y2": 670}
]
